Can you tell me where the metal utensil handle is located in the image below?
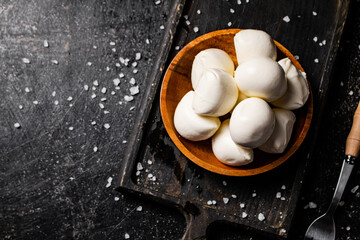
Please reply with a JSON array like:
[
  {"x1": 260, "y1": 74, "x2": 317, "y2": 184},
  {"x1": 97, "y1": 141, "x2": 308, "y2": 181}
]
[{"x1": 326, "y1": 156, "x2": 355, "y2": 215}]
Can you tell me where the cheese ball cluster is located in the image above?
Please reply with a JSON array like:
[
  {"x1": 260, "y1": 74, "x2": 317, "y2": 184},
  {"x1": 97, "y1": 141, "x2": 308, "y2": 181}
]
[{"x1": 174, "y1": 29, "x2": 309, "y2": 166}]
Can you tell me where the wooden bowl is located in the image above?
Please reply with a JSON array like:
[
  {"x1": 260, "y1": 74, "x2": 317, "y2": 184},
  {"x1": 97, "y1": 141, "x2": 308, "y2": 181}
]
[{"x1": 160, "y1": 29, "x2": 313, "y2": 177}]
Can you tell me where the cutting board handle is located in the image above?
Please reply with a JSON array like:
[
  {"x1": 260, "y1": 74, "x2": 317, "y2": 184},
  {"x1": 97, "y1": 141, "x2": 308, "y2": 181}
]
[
  {"x1": 181, "y1": 206, "x2": 211, "y2": 240},
  {"x1": 346, "y1": 101, "x2": 360, "y2": 157}
]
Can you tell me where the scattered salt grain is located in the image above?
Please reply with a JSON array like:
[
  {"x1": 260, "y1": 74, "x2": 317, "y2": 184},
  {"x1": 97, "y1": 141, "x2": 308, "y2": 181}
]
[
  {"x1": 91, "y1": 93, "x2": 96, "y2": 99},
  {"x1": 241, "y1": 212, "x2": 248, "y2": 218},
  {"x1": 93, "y1": 80, "x2": 99, "y2": 86},
  {"x1": 146, "y1": 39, "x2": 150, "y2": 44},
  {"x1": 312, "y1": 11, "x2": 317, "y2": 16},
  {"x1": 237, "y1": 0, "x2": 241, "y2": 4},
  {"x1": 119, "y1": 73, "x2": 125, "y2": 78},
  {"x1": 132, "y1": 62, "x2": 137, "y2": 68},
  {"x1": 19, "y1": 105, "x2": 23, "y2": 109},
  {"x1": 14, "y1": 123, "x2": 21, "y2": 128},
  {"x1": 133, "y1": 69, "x2": 138, "y2": 74},
  {"x1": 100, "y1": 98, "x2": 106, "y2": 102},
  {"x1": 231, "y1": 194, "x2": 237, "y2": 198},
  {"x1": 230, "y1": 8, "x2": 235, "y2": 13},
  {"x1": 22, "y1": 58, "x2": 30, "y2": 64},
  {"x1": 283, "y1": 16, "x2": 290, "y2": 23},
  {"x1": 197, "y1": 9, "x2": 201, "y2": 14},
  {"x1": 52, "y1": 91, "x2": 56, "y2": 97},
  {"x1": 212, "y1": 200, "x2": 217, "y2": 205},
  {"x1": 227, "y1": 22, "x2": 232, "y2": 27},
  {"x1": 137, "y1": 162, "x2": 144, "y2": 171},
  {"x1": 124, "y1": 95, "x2": 134, "y2": 102},
  {"x1": 67, "y1": 96, "x2": 73, "y2": 101},
  {"x1": 99, "y1": 103, "x2": 105, "y2": 109},
  {"x1": 207, "y1": 200, "x2": 213, "y2": 205},
  {"x1": 115, "y1": 63, "x2": 120, "y2": 67},
  {"x1": 54, "y1": 100, "x2": 59, "y2": 105},
  {"x1": 351, "y1": 185, "x2": 359, "y2": 193},
  {"x1": 101, "y1": 87, "x2": 107, "y2": 94},
  {"x1": 104, "y1": 110, "x2": 110, "y2": 114},
  {"x1": 114, "y1": 197, "x2": 120, "y2": 201},
  {"x1": 104, "y1": 123, "x2": 111, "y2": 129},
  {"x1": 258, "y1": 213, "x2": 265, "y2": 221},
  {"x1": 135, "y1": 171, "x2": 141, "y2": 176},
  {"x1": 294, "y1": 55, "x2": 299, "y2": 60},
  {"x1": 113, "y1": 78, "x2": 121, "y2": 86},
  {"x1": 246, "y1": 0, "x2": 249, "y2": 2},
  {"x1": 25, "y1": 87, "x2": 31, "y2": 93},
  {"x1": 115, "y1": 86, "x2": 120, "y2": 90},
  {"x1": 186, "y1": 20, "x2": 191, "y2": 26},
  {"x1": 160, "y1": 25, "x2": 165, "y2": 30},
  {"x1": 193, "y1": 26, "x2": 199, "y2": 33},
  {"x1": 175, "y1": 46, "x2": 180, "y2": 50},
  {"x1": 314, "y1": 58, "x2": 319, "y2": 63},
  {"x1": 51, "y1": 59, "x2": 59, "y2": 65},
  {"x1": 136, "y1": 206, "x2": 143, "y2": 211},
  {"x1": 223, "y1": 198, "x2": 229, "y2": 204},
  {"x1": 349, "y1": 90, "x2": 354, "y2": 96},
  {"x1": 84, "y1": 85, "x2": 89, "y2": 91},
  {"x1": 252, "y1": 193, "x2": 257, "y2": 197},
  {"x1": 313, "y1": 36, "x2": 318, "y2": 42},
  {"x1": 43, "y1": 40, "x2": 49, "y2": 48},
  {"x1": 130, "y1": 78, "x2": 136, "y2": 85},
  {"x1": 281, "y1": 197, "x2": 286, "y2": 201},
  {"x1": 111, "y1": 91, "x2": 115, "y2": 95},
  {"x1": 240, "y1": 203, "x2": 245, "y2": 209},
  {"x1": 222, "y1": 180, "x2": 227, "y2": 186},
  {"x1": 304, "y1": 202, "x2": 317, "y2": 209},
  {"x1": 91, "y1": 121, "x2": 96, "y2": 125},
  {"x1": 33, "y1": 100, "x2": 39, "y2": 105},
  {"x1": 93, "y1": 45, "x2": 97, "y2": 49},
  {"x1": 110, "y1": 41, "x2": 115, "y2": 46},
  {"x1": 106, "y1": 66, "x2": 110, "y2": 71},
  {"x1": 125, "y1": 233, "x2": 130, "y2": 239},
  {"x1": 69, "y1": 126, "x2": 74, "y2": 131},
  {"x1": 135, "y1": 52, "x2": 142, "y2": 60},
  {"x1": 322, "y1": 40, "x2": 326, "y2": 45},
  {"x1": 93, "y1": 146, "x2": 98, "y2": 152},
  {"x1": 130, "y1": 86, "x2": 140, "y2": 95},
  {"x1": 111, "y1": 48, "x2": 116, "y2": 52},
  {"x1": 346, "y1": 226, "x2": 351, "y2": 231},
  {"x1": 276, "y1": 192, "x2": 281, "y2": 198},
  {"x1": 122, "y1": 140, "x2": 127, "y2": 143},
  {"x1": 106, "y1": 177, "x2": 113, "y2": 188},
  {"x1": 155, "y1": 0, "x2": 161, "y2": 5},
  {"x1": 147, "y1": 160, "x2": 153, "y2": 165},
  {"x1": 281, "y1": 185, "x2": 286, "y2": 190},
  {"x1": 129, "y1": 106, "x2": 135, "y2": 111},
  {"x1": 87, "y1": 62, "x2": 92, "y2": 66},
  {"x1": 339, "y1": 201, "x2": 345, "y2": 206}
]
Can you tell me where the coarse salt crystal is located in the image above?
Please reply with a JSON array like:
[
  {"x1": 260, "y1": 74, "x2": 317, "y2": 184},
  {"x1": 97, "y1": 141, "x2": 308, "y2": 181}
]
[
  {"x1": 25, "y1": 87, "x2": 31, "y2": 93},
  {"x1": 147, "y1": 160, "x2": 153, "y2": 165},
  {"x1": 122, "y1": 140, "x2": 127, "y2": 143},
  {"x1": 124, "y1": 95, "x2": 134, "y2": 102},
  {"x1": 308, "y1": 202, "x2": 317, "y2": 209},
  {"x1": 100, "y1": 98, "x2": 106, "y2": 102},
  {"x1": 106, "y1": 66, "x2": 110, "y2": 71},
  {"x1": 212, "y1": 200, "x2": 217, "y2": 205},
  {"x1": 155, "y1": 0, "x2": 161, "y2": 5},
  {"x1": 51, "y1": 59, "x2": 59, "y2": 65},
  {"x1": 252, "y1": 193, "x2": 257, "y2": 197},
  {"x1": 197, "y1": 9, "x2": 201, "y2": 14},
  {"x1": 227, "y1": 22, "x2": 232, "y2": 27},
  {"x1": 231, "y1": 194, "x2": 237, "y2": 198},
  {"x1": 146, "y1": 39, "x2": 150, "y2": 44},
  {"x1": 193, "y1": 26, "x2": 199, "y2": 33},
  {"x1": 114, "y1": 197, "x2": 120, "y2": 201},
  {"x1": 312, "y1": 11, "x2": 317, "y2": 16},
  {"x1": 115, "y1": 63, "x2": 120, "y2": 67},
  {"x1": 130, "y1": 86, "x2": 139, "y2": 95},
  {"x1": 351, "y1": 185, "x2": 359, "y2": 193},
  {"x1": 281, "y1": 185, "x2": 286, "y2": 190},
  {"x1": 346, "y1": 226, "x2": 351, "y2": 231},
  {"x1": 281, "y1": 197, "x2": 286, "y2": 201},
  {"x1": 132, "y1": 62, "x2": 137, "y2": 68},
  {"x1": 283, "y1": 16, "x2": 290, "y2": 23},
  {"x1": 135, "y1": 52, "x2": 141, "y2": 60},
  {"x1": 84, "y1": 85, "x2": 89, "y2": 91},
  {"x1": 240, "y1": 203, "x2": 245, "y2": 208},
  {"x1": 22, "y1": 58, "x2": 30, "y2": 64},
  {"x1": 322, "y1": 40, "x2": 326, "y2": 45},
  {"x1": 186, "y1": 20, "x2": 191, "y2": 26},
  {"x1": 222, "y1": 180, "x2": 227, "y2": 186},
  {"x1": 237, "y1": 0, "x2": 241, "y2": 4},
  {"x1": 67, "y1": 96, "x2": 73, "y2": 101},
  {"x1": 129, "y1": 106, "x2": 135, "y2": 111},
  {"x1": 43, "y1": 40, "x2": 49, "y2": 48},
  {"x1": 101, "y1": 87, "x2": 107, "y2": 94},
  {"x1": 137, "y1": 162, "x2": 143, "y2": 171},
  {"x1": 106, "y1": 177, "x2": 113, "y2": 188},
  {"x1": 313, "y1": 36, "x2": 318, "y2": 42},
  {"x1": 349, "y1": 90, "x2": 354, "y2": 96},
  {"x1": 91, "y1": 121, "x2": 96, "y2": 125},
  {"x1": 119, "y1": 73, "x2": 125, "y2": 78},
  {"x1": 136, "y1": 206, "x2": 143, "y2": 211},
  {"x1": 14, "y1": 123, "x2": 21, "y2": 128},
  {"x1": 258, "y1": 213, "x2": 265, "y2": 221},
  {"x1": 111, "y1": 91, "x2": 115, "y2": 95},
  {"x1": 314, "y1": 58, "x2": 319, "y2": 63},
  {"x1": 19, "y1": 105, "x2": 23, "y2": 109},
  {"x1": 104, "y1": 123, "x2": 110, "y2": 129},
  {"x1": 111, "y1": 48, "x2": 116, "y2": 52},
  {"x1": 93, "y1": 80, "x2": 99, "y2": 86},
  {"x1": 87, "y1": 62, "x2": 92, "y2": 66},
  {"x1": 223, "y1": 198, "x2": 229, "y2": 204},
  {"x1": 294, "y1": 55, "x2": 299, "y2": 60},
  {"x1": 241, "y1": 212, "x2": 248, "y2": 218},
  {"x1": 207, "y1": 200, "x2": 212, "y2": 205},
  {"x1": 230, "y1": 8, "x2": 235, "y2": 13},
  {"x1": 160, "y1": 25, "x2": 165, "y2": 30},
  {"x1": 93, "y1": 146, "x2": 98, "y2": 152},
  {"x1": 104, "y1": 110, "x2": 110, "y2": 114},
  {"x1": 33, "y1": 100, "x2": 39, "y2": 105},
  {"x1": 175, "y1": 46, "x2": 180, "y2": 50},
  {"x1": 93, "y1": 45, "x2": 97, "y2": 49},
  {"x1": 113, "y1": 78, "x2": 120, "y2": 86},
  {"x1": 110, "y1": 41, "x2": 115, "y2": 46},
  {"x1": 91, "y1": 93, "x2": 96, "y2": 99},
  {"x1": 130, "y1": 78, "x2": 136, "y2": 85},
  {"x1": 99, "y1": 103, "x2": 105, "y2": 109},
  {"x1": 52, "y1": 91, "x2": 56, "y2": 97},
  {"x1": 69, "y1": 126, "x2": 74, "y2": 131},
  {"x1": 54, "y1": 100, "x2": 59, "y2": 105},
  {"x1": 133, "y1": 69, "x2": 138, "y2": 74},
  {"x1": 125, "y1": 233, "x2": 130, "y2": 239}
]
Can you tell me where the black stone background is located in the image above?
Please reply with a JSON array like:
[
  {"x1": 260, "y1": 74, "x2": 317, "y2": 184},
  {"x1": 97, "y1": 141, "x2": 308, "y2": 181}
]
[{"x1": 0, "y1": 0, "x2": 359, "y2": 239}]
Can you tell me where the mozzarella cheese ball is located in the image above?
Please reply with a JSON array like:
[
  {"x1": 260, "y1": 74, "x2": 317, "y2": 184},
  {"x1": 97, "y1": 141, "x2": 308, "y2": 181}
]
[
  {"x1": 234, "y1": 29, "x2": 277, "y2": 64},
  {"x1": 174, "y1": 91, "x2": 220, "y2": 141},
  {"x1": 235, "y1": 56, "x2": 287, "y2": 102},
  {"x1": 271, "y1": 58, "x2": 310, "y2": 110},
  {"x1": 259, "y1": 108, "x2": 296, "y2": 154},
  {"x1": 229, "y1": 97, "x2": 275, "y2": 148},
  {"x1": 192, "y1": 68, "x2": 238, "y2": 117},
  {"x1": 191, "y1": 48, "x2": 234, "y2": 89},
  {"x1": 212, "y1": 119, "x2": 254, "y2": 166}
]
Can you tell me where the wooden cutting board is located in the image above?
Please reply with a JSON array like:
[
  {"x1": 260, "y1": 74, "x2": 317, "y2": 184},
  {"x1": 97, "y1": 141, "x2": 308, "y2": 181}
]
[{"x1": 117, "y1": 0, "x2": 350, "y2": 238}]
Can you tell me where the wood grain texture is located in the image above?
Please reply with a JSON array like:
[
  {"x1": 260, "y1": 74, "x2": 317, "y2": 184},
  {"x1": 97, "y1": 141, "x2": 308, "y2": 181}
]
[
  {"x1": 160, "y1": 29, "x2": 313, "y2": 177},
  {"x1": 345, "y1": 101, "x2": 360, "y2": 157}
]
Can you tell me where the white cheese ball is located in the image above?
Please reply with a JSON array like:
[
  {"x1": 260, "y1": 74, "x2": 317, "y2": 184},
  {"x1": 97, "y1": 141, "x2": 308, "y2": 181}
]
[
  {"x1": 259, "y1": 108, "x2": 296, "y2": 154},
  {"x1": 192, "y1": 68, "x2": 238, "y2": 117},
  {"x1": 234, "y1": 29, "x2": 277, "y2": 64},
  {"x1": 235, "y1": 56, "x2": 287, "y2": 102},
  {"x1": 212, "y1": 119, "x2": 254, "y2": 166},
  {"x1": 271, "y1": 58, "x2": 310, "y2": 110},
  {"x1": 174, "y1": 91, "x2": 220, "y2": 141},
  {"x1": 191, "y1": 48, "x2": 234, "y2": 89},
  {"x1": 229, "y1": 97, "x2": 275, "y2": 148}
]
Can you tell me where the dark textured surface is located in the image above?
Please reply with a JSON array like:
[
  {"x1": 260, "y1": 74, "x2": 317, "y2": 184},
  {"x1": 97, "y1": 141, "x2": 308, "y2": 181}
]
[{"x1": 0, "y1": 0, "x2": 359, "y2": 240}]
